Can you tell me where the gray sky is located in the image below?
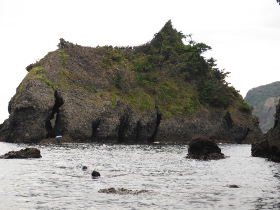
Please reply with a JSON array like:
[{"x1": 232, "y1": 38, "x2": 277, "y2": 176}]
[{"x1": 1, "y1": 0, "x2": 280, "y2": 123}]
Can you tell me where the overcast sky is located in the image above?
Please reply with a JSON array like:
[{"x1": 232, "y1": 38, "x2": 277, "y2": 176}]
[{"x1": 0, "y1": 0, "x2": 280, "y2": 123}]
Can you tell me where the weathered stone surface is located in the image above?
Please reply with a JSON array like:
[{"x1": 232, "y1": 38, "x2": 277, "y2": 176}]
[
  {"x1": 0, "y1": 147, "x2": 42, "y2": 159},
  {"x1": 155, "y1": 109, "x2": 262, "y2": 144},
  {"x1": 186, "y1": 135, "x2": 225, "y2": 160},
  {"x1": 252, "y1": 99, "x2": 280, "y2": 162}
]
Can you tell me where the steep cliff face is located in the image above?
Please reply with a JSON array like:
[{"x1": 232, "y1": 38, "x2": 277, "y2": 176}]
[
  {"x1": 0, "y1": 21, "x2": 263, "y2": 144},
  {"x1": 252, "y1": 99, "x2": 280, "y2": 162},
  {"x1": 245, "y1": 81, "x2": 280, "y2": 133}
]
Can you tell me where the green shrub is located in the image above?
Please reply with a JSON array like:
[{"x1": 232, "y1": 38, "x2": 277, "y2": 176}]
[{"x1": 113, "y1": 73, "x2": 121, "y2": 88}]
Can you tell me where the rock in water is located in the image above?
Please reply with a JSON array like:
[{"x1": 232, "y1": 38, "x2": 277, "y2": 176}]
[
  {"x1": 0, "y1": 147, "x2": 42, "y2": 159},
  {"x1": 81, "y1": 166, "x2": 88, "y2": 171},
  {"x1": 98, "y1": 188, "x2": 149, "y2": 195},
  {"x1": 91, "y1": 170, "x2": 100, "y2": 177},
  {"x1": 186, "y1": 135, "x2": 225, "y2": 160}
]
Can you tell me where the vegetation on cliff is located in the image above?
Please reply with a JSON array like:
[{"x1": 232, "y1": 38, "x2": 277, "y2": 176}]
[{"x1": 24, "y1": 20, "x2": 251, "y2": 119}]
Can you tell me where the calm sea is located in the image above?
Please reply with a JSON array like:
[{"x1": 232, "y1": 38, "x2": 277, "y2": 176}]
[{"x1": 0, "y1": 142, "x2": 279, "y2": 210}]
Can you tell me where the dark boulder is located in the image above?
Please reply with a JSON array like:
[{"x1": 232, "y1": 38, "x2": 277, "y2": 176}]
[
  {"x1": 251, "y1": 140, "x2": 270, "y2": 158},
  {"x1": 186, "y1": 135, "x2": 225, "y2": 160},
  {"x1": 91, "y1": 170, "x2": 100, "y2": 177},
  {"x1": 228, "y1": 185, "x2": 239, "y2": 188},
  {"x1": 0, "y1": 147, "x2": 42, "y2": 159}
]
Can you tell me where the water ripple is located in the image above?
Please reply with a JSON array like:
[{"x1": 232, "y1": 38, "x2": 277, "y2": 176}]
[{"x1": 0, "y1": 143, "x2": 280, "y2": 209}]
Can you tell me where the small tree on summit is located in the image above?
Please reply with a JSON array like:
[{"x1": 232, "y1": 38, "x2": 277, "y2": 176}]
[{"x1": 57, "y1": 38, "x2": 67, "y2": 49}]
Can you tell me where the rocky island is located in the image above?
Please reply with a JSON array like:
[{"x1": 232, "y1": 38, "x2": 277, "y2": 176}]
[{"x1": 0, "y1": 20, "x2": 262, "y2": 144}]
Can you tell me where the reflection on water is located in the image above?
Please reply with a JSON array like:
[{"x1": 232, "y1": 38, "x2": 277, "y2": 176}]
[{"x1": 0, "y1": 142, "x2": 280, "y2": 209}]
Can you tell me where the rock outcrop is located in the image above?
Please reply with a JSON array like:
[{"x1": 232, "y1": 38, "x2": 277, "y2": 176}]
[
  {"x1": 0, "y1": 22, "x2": 263, "y2": 144},
  {"x1": 252, "y1": 99, "x2": 280, "y2": 162},
  {"x1": 186, "y1": 135, "x2": 225, "y2": 160},
  {"x1": 0, "y1": 147, "x2": 42, "y2": 159}
]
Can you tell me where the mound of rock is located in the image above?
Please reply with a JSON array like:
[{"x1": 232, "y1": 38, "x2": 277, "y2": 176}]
[
  {"x1": 0, "y1": 147, "x2": 42, "y2": 159},
  {"x1": 186, "y1": 135, "x2": 225, "y2": 160}
]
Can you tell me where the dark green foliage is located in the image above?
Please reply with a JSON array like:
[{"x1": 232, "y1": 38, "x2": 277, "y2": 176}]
[
  {"x1": 133, "y1": 57, "x2": 155, "y2": 72},
  {"x1": 26, "y1": 61, "x2": 41, "y2": 72},
  {"x1": 57, "y1": 38, "x2": 68, "y2": 49},
  {"x1": 236, "y1": 98, "x2": 252, "y2": 112},
  {"x1": 26, "y1": 63, "x2": 34, "y2": 72},
  {"x1": 132, "y1": 20, "x2": 238, "y2": 108},
  {"x1": 135, "y1": 20, "x2": 214, "y2": 81},
  {"x1": 197, "y1": 78, "x2": 235, "y2": 108},
  {"x1": 113, "y1": 72, "x2": 122, "y2": 88}
]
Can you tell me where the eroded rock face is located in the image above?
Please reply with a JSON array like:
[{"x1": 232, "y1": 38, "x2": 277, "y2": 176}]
[
  {"x1": 0, "y1": 148, "x2": 42, "y2": 159},
  {"x1": 0, "y1": 87, "x2": 262, "y2": 144},
  {"x1": 186, "y1": 135, "x2": 225, "y2": 160},
  {"x1": 252, "y1": 99, "x2": 280, "y2": 162},
  {"x1": 156, "y1": 109, "x2": 262, "y2": 144}
]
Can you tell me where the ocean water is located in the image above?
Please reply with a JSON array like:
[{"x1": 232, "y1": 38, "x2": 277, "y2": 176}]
[{"x1": 0, "y1": 142, "x2": 280, "y2": 210}]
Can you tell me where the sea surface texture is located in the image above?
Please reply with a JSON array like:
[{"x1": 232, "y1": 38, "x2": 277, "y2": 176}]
[{"x1": 0, "y1": 142, "x2": 280, "y2": 210}]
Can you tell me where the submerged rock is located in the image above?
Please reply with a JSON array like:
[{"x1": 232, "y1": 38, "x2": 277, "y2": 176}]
[
  {"x1": 186, "y1": 135, "x2": 225, "y2": 160},
  {"x1": 98, "y1": 188, "x2": 150, "y2": 195},
  {"x1": 0, "y1": 147, "x2": 42, "y2": 159},
  {"x1": 227, "y1": 184, "x2": 239, "y2": 188}
]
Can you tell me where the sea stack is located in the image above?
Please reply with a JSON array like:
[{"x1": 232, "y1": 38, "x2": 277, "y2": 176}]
[{"x1": 0, "y1": 20, "x2": 262, "y2": 144}]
